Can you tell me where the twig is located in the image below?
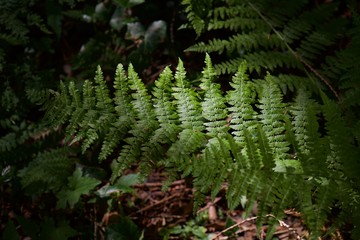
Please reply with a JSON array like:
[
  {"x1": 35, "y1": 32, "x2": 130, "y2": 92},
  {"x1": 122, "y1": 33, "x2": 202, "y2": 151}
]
[
  {"x1": 210, "y1": 216, "x2": 258, "y2": 240},
  {"x1": 196, "y1": 197, "x2": 221, "y2": 214},
  {"x1": 210, "y1": 214, "x2": 300, "y2": 240},
  {"x1": 133, "y1": 179, "x2": 185, "y2": 188},
  {"x1": 130, "y1": 193, "x2": 179, "y2": 215}
]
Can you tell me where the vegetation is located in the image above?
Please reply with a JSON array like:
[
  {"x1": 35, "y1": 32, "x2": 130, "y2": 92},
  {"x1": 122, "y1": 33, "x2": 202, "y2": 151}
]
[{"x1": 1, "y1": 0, "x2": 359, "y2": 239}]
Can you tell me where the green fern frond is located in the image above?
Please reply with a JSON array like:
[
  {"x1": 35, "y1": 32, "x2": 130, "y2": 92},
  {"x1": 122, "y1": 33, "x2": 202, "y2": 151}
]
[
  {"x1": 173, "y1": 59, "x2": 204, "y2": 131},
  {"x1": 193, "y1": 137, "x2": 231, "y2": 206},
  {"x1": 94, "y1": 66, "x2": 112, "y2": 110},
  {"x1": 181, "y1": 0, "x2": 208, "y2": 35},
  {"x1": 301, "y1": 181, "x2": 336, "y2": 239},
  {"x1": 140, "y1": 67, "x2": 181, "y2": 169},
  {"x1": 93, "y1": 66, "x2": 115, "y2": 133},
  {"x1": 272, "y1": 74, "x2": 318, "y2": 94},
  {"x1": 258, "y1": 75, "x2": 289, "y2": 161},
  {"x1": 99, "y1": 64, "x2": 134, "y2": 161},
  {"x1": 111, "y1": 65, "x2": 158, "y2": 179},
  {"x1": 226, "y1": 61, "x2": 257, "y2": 145},
  {"x1": 200, "y1": 53, "x2": 228, "y2": 137},
  {"x1": 244, "y1": 51, "x2": 302, "y2": 73},
  {"x1": 166, "y1": 129, "x2": 206, "y2": 177},
  {"x1": 128, "y1": 64, "x2": 157, "y2": 125},
  {"x1": 152, "y1": 66, "x2": 179, "y2": 126},
  {"x1": 113, "y1": 64, "x2": 134, "y2": 118},
  {"x1": 255, "y1": 126, "x2": 275, "y2": 172},
  {"x1": 76, "y1": 67, "x2": 114, "y2": 152},
  {"x1": 65, "y1": 80, "x2": 97, "y2": 147},
  {"x1": 65, "y1": 81, "x2": 85, "y2": 139},
  {"x1": 18, "y1": 147, "x2": 75, "y2": 193},
  {"x1": 184, "y1": 0, "x2": 356, "y2": 101},
  {"x1": 322, "y1": 94, "x2": 359, "y2": 183},
  {"x1": 44, "y1": 81, "x2": 72, "y2": 127},
  {"x1": 290, "y1": 89, "x2": 320, "y2": 154}
]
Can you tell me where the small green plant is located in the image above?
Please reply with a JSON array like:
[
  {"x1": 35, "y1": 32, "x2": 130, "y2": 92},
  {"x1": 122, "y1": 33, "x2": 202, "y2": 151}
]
[
  {"x1": 161, "y1": 221, "x2": 208, "y2": 240},
  {"x1": 160, "y1": 212, "x2": 209, "y2": 240}
]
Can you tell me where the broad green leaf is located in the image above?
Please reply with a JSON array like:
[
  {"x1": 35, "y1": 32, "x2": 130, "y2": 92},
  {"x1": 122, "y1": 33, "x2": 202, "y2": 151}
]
[{"x1": 56, "y1": 168, "x2": 100, "y2": 208}]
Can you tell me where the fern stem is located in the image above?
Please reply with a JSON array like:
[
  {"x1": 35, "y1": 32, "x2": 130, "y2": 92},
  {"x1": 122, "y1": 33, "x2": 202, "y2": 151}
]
[{"x1": 247, "y1": 1, "x2": 340, "y2": 100}]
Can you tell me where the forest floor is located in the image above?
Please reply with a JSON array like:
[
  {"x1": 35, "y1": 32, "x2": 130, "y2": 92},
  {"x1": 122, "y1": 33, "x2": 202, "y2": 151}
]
[{"x1": 111, "y1": 170, "x2": 311, "y2": 240}]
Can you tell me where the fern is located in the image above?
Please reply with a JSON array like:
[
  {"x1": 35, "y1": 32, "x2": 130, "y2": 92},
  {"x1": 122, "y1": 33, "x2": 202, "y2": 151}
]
[
  {"x1": 200, "y1": 53, "x2": 228, "y2": 137},
  {"x1": 45, "y1": 56, "x2": 360, "y2": 238},
  {"x1": 140, "y1": 66, "x2": 180, "y2": 167},
  {"x1": 17, "y1": 147, "x2": 76, "y2": 193},
  {"x1": 111, "y1": 64, "x2": 158, "y2": 180},
  {"x1": 99, "y1": 64, "x2": 134, "y2": 161},
  {"x1": 258, "y1": 75, "x2": 289, "y2": 161},
  {"x1": 226, "y1": 61, "x2": 257, "y2": 146},
  {"x1": 183, "y1": 0, "x2": 359, "y2": 104}
]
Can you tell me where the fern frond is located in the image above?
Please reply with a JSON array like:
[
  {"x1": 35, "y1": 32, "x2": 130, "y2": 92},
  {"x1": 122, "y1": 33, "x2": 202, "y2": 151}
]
[
  {"x1": 65, "y1": 81, "x2": 85, "y2": 139},
  {"x1": 65, "y1": 80, "x2": 97, "y2": 147},
  {"x1": 226, "y1": 61, "x2": 257, "y2": 145},
  {"x1": 173, "y1": 59, "x2": 204, "y2": 131},
  {"x1": 184, "y1": 0, "x2": 353, "y2": 101},
  {"x1": 193, "y1": 137, "x2": 231, "y2": 209},
  {"x1": 258, "y1": 75, "x2": 289, "y2": 161},
  {"x1": 93, "y1": 66, "x2": 115, "y2": 131},
  {"x1": 166, "y1": 129, "x2": 206, "y2": 177},
  {"x1": 322, "y1": 94, "x2": 359, "y2": 183},
  {"x1": 140, "y1": 67, "x2": 181, "y2": 169},
  {"x1": 99, "y1": 64, "x2": 134, "y2": 161},
  {"x1": 244, "y1": 51, "x2": 302, "y2": 73},
  {"x1": 181, "y1": 0, "x2": 207, "y2": 35},
  {"x1": 290, "y1": 89, "x2": 321, "y2": 155},
  {"x1": 44, "y1": 81, "x2": 72, "y2": 127},
  {"x1": 301, "y1": 181, "x2": 336, "y2": 239},
  {"x1": 76, "y1": 67, "x2": 114, "y2": 152},
  {"x1": 111, "y1": 64, "x2": 159, "y2": 179},
  {"x1": 200, "y1": 53, "x2": 228, "y2": 137},
  {"x1": 113, "y1": 63, "x2": 134, "y2": 119},
  {"x1": 152, "y1": 66, "x2": 178, "y2": 126},
  {"x1": 18, "y1": 147, "x2": 75, "y2": 193},
  {"x1": 128, "y1": 63, "x2": 157, "y2": 125}
]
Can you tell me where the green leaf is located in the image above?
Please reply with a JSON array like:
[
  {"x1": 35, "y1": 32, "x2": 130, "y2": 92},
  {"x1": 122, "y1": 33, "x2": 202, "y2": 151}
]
[
  {"x1": 106, "y1": 216, "x2": 142, "y2": 240},
  {"x1": 56, "y1": 168, "x2": 101, "y2": 208},
  {"x1": 97, "y1": 173, "x2": 140, "y2": 198}
]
